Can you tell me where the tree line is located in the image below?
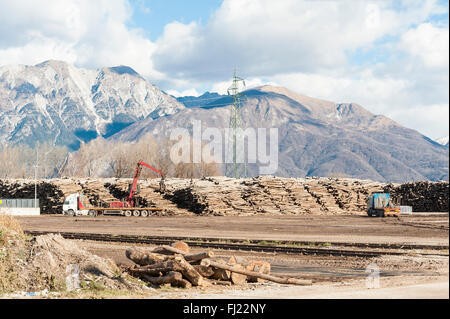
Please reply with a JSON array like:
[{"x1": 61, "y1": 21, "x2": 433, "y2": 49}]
[{"x1": 0, "y1": 134, "x2": 221, "y2": 179}]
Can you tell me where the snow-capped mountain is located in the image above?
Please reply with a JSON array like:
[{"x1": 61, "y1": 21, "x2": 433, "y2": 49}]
[
  {"x1": 435, "y1": 136, "x2": 449, "y2": 147},
  {"x1": 0, "y1": 60, "x2": 184, "y2": 149}
]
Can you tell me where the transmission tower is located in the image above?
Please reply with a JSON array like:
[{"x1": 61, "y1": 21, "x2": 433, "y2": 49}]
[{"x1": 225, "y1": 69, "x2": 247, "y2": 178}]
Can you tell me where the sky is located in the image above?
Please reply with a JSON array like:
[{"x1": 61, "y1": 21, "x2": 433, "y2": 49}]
[{"x1": 0, "y1": 0, "x2": 448, "y2": 140}]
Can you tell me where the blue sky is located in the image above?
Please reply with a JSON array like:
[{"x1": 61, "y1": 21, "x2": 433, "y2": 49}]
[
  {"x1": 128, "y1": 0, "x2": 223, "y2": 41},
  {"x1": 0, "y1": 0, "x2": 448, "y2": 139}
]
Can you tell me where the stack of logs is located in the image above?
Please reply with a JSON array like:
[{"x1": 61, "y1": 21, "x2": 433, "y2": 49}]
[
  {"x1": 384, "y1": 181, "x2": 449, "y2": 212},
  {"x1": 0, "y1": 180, "x2": 64, "y2": 214},
  {"x1": 167, "y1": 176, "x2": 389, "y2": 216},
  {"x1": 2, "y1": 177, "x2": 447, "y2": 215},
  {"x1": 126, "y1": 242, "x2": 312, "y2": 288}
]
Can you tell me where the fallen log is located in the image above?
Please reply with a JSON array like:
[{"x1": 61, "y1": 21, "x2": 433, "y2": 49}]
[
  {"x1": 203, "y1": 259, "x2": 312, "y2": 286},
  {"x1": 134, "y1": 258, "x2": 180, "y2": 271},
  {"x1": 212, "y1": 268, "x2": 231, "y2": 281},
  {"x1": 153, "y1": 245, "x2": 214, "y2": 263},
  {"x1": 171, "y1": 241, "x2": 190, "y2": 253},
  {"x1": 228, "y1": 256, "x2": 270, "y2": 283},
  {"x1": 193, "y1": 265, "x2": 215, "y2": 278},
  {"x1": 129, "y1": 256, "x2": 207, "y2": 287},
  {"x1": 128, "y1": 267, "x2": 164, "y2": 277},
  {"x1": 230, "y1": 264, "x2": 248, "y2": 285},
  {"x1": 175, "y1": 256, "x2": 207, "y2": 287},
  {"x1": 126, "y1": 248, "x2": 167, "y2": 266},
  {"x1": 142, "y1": 271, "x2": 182, "y2": 285},
  {"x1": 185, "y1": 251, "x2": 215, "y2": 263},
  {"x1": 129, "y1": 259, "x2": 185, "y2": 278},
  {"x1": 154, "y1": 245, "x2": 188, "y2": 256},
  {"x1": 173, "y1": 278, "x2": 193, "y2": 288}
]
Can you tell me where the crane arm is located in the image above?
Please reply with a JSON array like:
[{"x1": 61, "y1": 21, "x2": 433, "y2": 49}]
[
  {"x1": 127, "y1": 161, "x2": 164, "y2": 207},
  {"x1": 138, "y1": 161, "x2": 164, "y2": 177}
]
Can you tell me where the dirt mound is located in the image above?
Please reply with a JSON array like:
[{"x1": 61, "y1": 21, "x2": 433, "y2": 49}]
[{"x1": 1, "y1": 230, "x2": 147, "y2": 294}]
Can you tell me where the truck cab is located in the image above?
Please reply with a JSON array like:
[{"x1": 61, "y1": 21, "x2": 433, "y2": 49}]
[
  {"x1": 367, "y1": 193, "x2": 400, "y2": 217},
  {"x1": 62, "y1": 193, "x2": 89, "y2": 216}
]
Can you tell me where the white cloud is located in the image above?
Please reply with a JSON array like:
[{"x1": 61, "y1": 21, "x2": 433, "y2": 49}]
[
  {"x1": 150, "y1": 0, "x2": 448, "y2": 139},
  {"x1": 152, "y1": 0, "x2": 444, "y2": 81},
  {"x1": 401, "y1": 23, "x2": 449, "y2": 68},
  {"x1": 0, "y1": 0, "x2": 164, "y2": 81},
  {"x1": 211, "y1": 77, "x2": 276, "y2": 95},
  {"x1": 388, "y1": 104, "x2": 449, "y2": 140},
  {"x1": 166, "y1": 88, "x2": 201, "y2": 97}
]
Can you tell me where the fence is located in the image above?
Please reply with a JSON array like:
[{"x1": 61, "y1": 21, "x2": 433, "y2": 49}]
[
  {"x1": 0, "y1": 198, "x2": 40, "y2": 208},
  {"x1": 399, "y1": 206, "x2": 413, "y2": 214}
]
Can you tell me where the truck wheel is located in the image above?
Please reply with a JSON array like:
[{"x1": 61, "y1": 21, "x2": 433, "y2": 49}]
[
  {"x1": 68, "y1": 209, "x2": 75, "y2": 217},
  {"x1": 125, "y1": 210, "x2": 132, "y2": 217},
  {"x1": 133, "y1": 210, "x2": 141, "y2": 217},
  {"x1": 141, "y1": 210, "x2": 148, "y2": 217},
  {"x1": 88, "y1": 210, "x2": 97, "y2": 217}
]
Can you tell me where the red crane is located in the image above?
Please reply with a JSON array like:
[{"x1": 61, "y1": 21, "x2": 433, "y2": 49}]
[{"x1": 126, "y1": 161, "x2": 164, "y2": 207}]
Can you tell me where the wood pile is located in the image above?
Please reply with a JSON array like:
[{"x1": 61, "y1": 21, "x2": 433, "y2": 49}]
[
  {"x1": 320, "y1": 179, "x2": 385, "y2": 213},
  {"x1": 125, "y1": 242, "x2": 312, "y2": 288},
  {"x1": 1, "y1": 177, "x2": 447, "y2": 215},
  {"x1": 303, "y1": 181, "x2": 343, "y2": 214},
  {"x1": 0, "y1": 179, "x2": 64, "y2": 214},
  {"x1": 136, "y1": 179, "x2": 193, "y2": 215},
  {"x1": 384, "y1": 181, "x2": 449, "y2": 212}
]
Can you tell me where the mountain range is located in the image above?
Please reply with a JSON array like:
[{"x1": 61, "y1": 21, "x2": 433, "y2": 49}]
[
  {"x1": 0, "y1": 61, "x2": 448, "y2": 182},
  {"x1": 0, "y1": 60, "x2": 183, "y2": 149}
]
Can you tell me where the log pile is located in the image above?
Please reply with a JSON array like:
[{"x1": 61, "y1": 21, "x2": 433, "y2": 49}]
[
  {"x1": 320, "y1": 179, "x2": 385, "y2": 213},
  {"x1": 167, "y1": 176, "x2": 386, "y2": 215},
  {"x1": 0, "y1": 179, "x2": 64, "y2": 214},
  {"x1": 125, "y1": 242, "x2": 312, "y2": 288},
  {"x1": 0, "y1": 177, "x2": 447, "y2": 215},
  {"x1": 384, "y1": 181, "x2": 449, "y2": 212}
]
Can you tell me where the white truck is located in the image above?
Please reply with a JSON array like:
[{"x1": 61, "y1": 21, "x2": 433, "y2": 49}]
[
  {"x1": 62, "y1": 192, "x2": 164, "y2": 217},
  {"x1": 62, "y1": 161, "x2": 165, "y2": 217},
  {"x1": 62, "y1": 193, "x2": 91, "y2": 216}
]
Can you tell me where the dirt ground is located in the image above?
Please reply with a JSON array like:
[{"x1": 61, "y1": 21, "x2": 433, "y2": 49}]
[
  {"x1": 11, "y1": 213, "x2": 449, "y2": 298},
  {"x1": 17, "y1": 214, "x2": 449, "y2": 245},
  {"x1": 74, "y1": 240, "x2": 448, "y2": 299}
]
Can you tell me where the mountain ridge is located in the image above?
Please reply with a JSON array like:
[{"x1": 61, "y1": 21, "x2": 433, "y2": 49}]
[
  {"x1": 112, "y1": 85, "x2": 448, "y2": 182},
  {"x1": 0, "y1": 61, "x2": 447, "y2": 182},
  {"x1": 0, "y1": 60, "x2": 184, "y2": 149}
]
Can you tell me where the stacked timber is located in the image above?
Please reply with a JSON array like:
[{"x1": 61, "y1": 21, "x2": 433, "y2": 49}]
[
  {"x1": 320, "y1": 179, "x2": 385, "y2": 213},
  {"x1": 0, "y1": 179, "x2": 64, "y2": 214},
  {"x1": 126, "y1": 242, "x2": 312, "y2": 288},
  {"x1": 384, "y1": 181, "x2": 449, "y2": 212},
  {"x1": 169, "y1": 178, "x2": 249, "y2": 215},
  {"x1": 303, "y1": 180, "x2": 343, "y2": 214},
  {"x1": 1, "y1": 177, "x2": 446, "y2": 215}
]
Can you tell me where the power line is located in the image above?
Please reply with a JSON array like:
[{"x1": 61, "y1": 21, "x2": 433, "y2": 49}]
[{"x1": 225, "y1": 69, "x2": 247, "y2": 179}]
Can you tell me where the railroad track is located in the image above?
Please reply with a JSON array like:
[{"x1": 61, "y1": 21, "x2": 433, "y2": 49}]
[{"x1": 25, "y1": 231, "x2": 448, "y2": 258}]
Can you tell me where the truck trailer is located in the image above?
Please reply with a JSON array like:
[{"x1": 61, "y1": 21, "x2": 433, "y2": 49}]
[
  {"x1": 62, "y1": 193, "x2": 163, "y2": 217},
  {"x1": 62, "y1": 161, "x2": 165, "y2": 217}
]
